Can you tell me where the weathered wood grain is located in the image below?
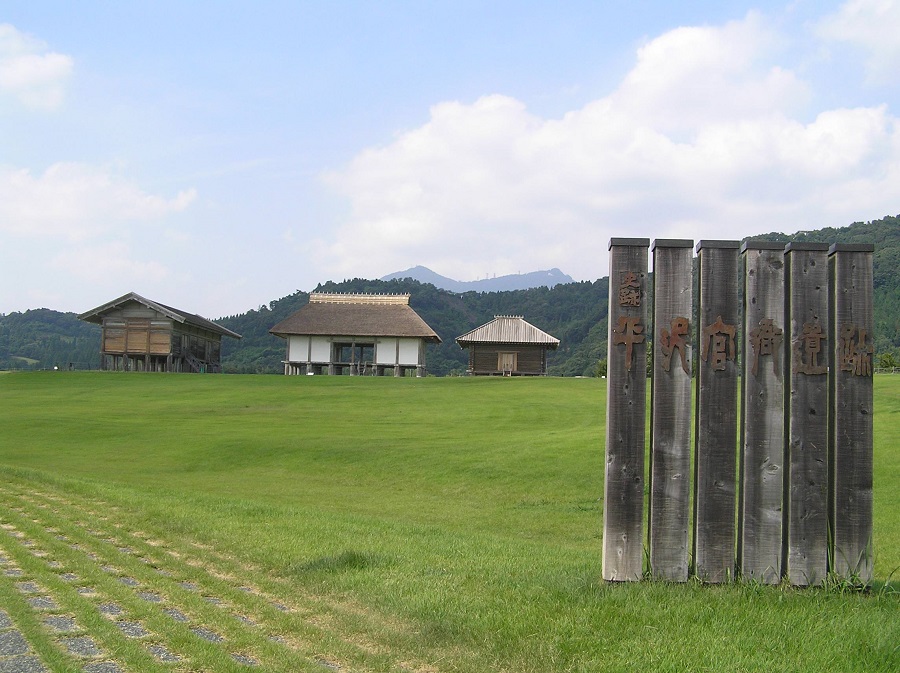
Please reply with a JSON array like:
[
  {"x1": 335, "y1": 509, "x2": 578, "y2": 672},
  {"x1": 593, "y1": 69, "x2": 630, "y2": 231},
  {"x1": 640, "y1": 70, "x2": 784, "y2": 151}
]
[
  {"x1": 649, "y1": 239, "x2": 693, "y2": 581},
  {"x1": 693, "y1": 240, "x2": 740, "y2": 583},
  {"x1": 738, "y1": 242, "x2": 785, "y2": 583},
  {"x1": 603, "y1": 238, "x2": 650, "y2": 581},
  {"x1": 785, "y1": 243, "x2": 830, "y2": 586},
  {"x1": 828, "y1": 244, "x2": 875, "y2": 584}
]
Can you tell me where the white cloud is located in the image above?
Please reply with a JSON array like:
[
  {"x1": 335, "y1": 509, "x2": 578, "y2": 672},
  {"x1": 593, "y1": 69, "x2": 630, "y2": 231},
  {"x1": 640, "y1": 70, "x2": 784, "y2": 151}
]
[
  {"x1": 611, "y1": 12, "x2": 809, "y2": 134},
  {"x1": 815, "y1": 0, "x2": 900, "y2": 84},
  {"x1": 320, "y1": 12, "x2": 900, "y2": 283},
  {"x1": 51, "y1": 241, "x2": 171, "y2": 284},
  {"x1": 0, "y1": 23, "x2": 73, "y2": 109},
  {"x1": 0, "y1": 162, "x2": 197, "y2": 240}
]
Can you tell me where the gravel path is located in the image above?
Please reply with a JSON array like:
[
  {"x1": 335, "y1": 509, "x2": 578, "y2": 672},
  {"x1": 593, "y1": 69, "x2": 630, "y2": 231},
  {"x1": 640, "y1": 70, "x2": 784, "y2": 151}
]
[{"x1": 0, "y1": 480, "x2": 395, "y2": 672}]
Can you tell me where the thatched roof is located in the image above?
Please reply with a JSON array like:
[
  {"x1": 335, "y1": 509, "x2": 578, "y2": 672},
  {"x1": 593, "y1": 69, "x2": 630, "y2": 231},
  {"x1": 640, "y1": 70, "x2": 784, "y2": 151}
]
[
  {"x1": 269, "y1": 293, "x2": 441, "y2": 342},
  {"x1": 456, "y1": 315, "x2": 559, "y2": 348},
  {"x1": 78, "y1": 292, "x2": 241, "y2": 339}
]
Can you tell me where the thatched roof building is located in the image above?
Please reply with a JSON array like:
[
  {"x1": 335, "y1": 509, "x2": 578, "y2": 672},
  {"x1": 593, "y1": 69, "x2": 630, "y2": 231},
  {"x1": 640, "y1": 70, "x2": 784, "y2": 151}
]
[{"x1": 269, "y1": 292, "x2": 440, "y2": 376}]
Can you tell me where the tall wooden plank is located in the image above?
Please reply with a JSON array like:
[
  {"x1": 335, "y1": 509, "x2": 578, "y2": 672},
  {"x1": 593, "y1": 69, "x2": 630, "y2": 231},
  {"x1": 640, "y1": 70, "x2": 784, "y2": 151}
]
[
  {"x1": 603, "y1": 238, "x2": 649, "y2": 581},
  {"x1": 828, "y1": 243, "x2": 875, "y2": 584},
  {"x1": 738, "y1": 242, "x2": 786, "y2": 583},
  {"x1": 649, "y1": 239, "x2": 693, "y2": 581},
  {"x1": 784, "y1": 243, "x2": 830, "y2": 586},
  {"x1": 693, "y1": 240, "x2": 740, "y2": 583}
]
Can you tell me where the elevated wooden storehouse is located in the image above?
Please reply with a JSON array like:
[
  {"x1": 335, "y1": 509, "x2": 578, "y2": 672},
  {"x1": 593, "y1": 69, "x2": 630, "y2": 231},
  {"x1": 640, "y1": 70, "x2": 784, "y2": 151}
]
[
  {"x1": 269, "y1": 292, "x2": 441, "y2": 376},
  {"x1": 456, "y1": 315, "x2": 560, "y2": 376},
  {"x1": 78, "y1": 292, "x2": 241, "y2": 373}
]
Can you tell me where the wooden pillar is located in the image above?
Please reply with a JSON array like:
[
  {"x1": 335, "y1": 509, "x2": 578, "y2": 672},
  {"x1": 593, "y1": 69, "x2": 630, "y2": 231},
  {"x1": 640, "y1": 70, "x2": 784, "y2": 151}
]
[
  {"x1": 784, "y1": 243, "x2": 830, "y2": 586},
  {"x1": 738, "y1": 242, "x2": 786, "y2": 583},
  {"x1": 603, "y1": 238, "x2": 649, "y2": 581},
  {"x1": 693, "y1": 240, "x2": 740, "y2": 583},
  {"x1": 828, "y1": 243, "x2": 875, "y2": 584},
  {"x1": 648, "y1": 239, "x2": 693, "y2": 581}
]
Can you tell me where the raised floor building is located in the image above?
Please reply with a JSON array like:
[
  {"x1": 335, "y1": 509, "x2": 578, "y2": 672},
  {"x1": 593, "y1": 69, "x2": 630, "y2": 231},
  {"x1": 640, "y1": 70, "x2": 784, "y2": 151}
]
[
  {"x1": 269, "y1": 292, "x2": 441, "y2": 376},
  {"x1": 78, "y1": 292, "x2": 241, "y2": 373}
]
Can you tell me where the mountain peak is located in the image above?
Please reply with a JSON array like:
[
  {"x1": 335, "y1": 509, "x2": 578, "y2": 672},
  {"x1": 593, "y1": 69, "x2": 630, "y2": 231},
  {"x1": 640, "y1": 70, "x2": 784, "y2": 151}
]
[{"x1": 381, "y1": 266, "x2": 574, "y2": 292}]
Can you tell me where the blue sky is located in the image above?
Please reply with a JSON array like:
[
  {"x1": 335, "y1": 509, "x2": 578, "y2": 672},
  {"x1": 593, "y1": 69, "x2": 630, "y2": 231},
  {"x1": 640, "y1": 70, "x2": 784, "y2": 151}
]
[{"x1": 2, "y1": 1, "x2": 899, "y2": 318}]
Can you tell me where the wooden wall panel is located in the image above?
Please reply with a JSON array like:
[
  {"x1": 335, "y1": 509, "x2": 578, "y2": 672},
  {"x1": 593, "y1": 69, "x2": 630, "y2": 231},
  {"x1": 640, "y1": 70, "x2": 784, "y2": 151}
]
[
  {"x1": 103, "y1": 329, "x2": 126, "y2": 353},
  {"x1": 470, "y1": 345, "x2": 547, "y2": 374},
  {"x1": 125, "y1": 319, "x2": 150, "y2": 354},
  {"x1": 149, "y1": 329, "x2": 172, "y2": 355}
]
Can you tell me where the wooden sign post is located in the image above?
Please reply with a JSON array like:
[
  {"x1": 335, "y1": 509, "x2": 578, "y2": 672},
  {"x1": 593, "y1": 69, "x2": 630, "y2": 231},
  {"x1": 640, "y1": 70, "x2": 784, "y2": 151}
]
[
  {"x1": 693, "y1": 240, "x2": 740, "y2": 583},
  {"x1": 784, "y1": 243, "x2": 830, "y2": 586},
  {"x1": 738, "y1": 242, "x2": 785, "y2": 583},
  {"x1": 649, "y1": 239, "x2": 693, "y2": 581},
  {"x1": 603, "y1": 238, "x2": 649, "y2": 581},
  {"x1": 829, "y1": 244, "x2": 875, "y2": 585}
]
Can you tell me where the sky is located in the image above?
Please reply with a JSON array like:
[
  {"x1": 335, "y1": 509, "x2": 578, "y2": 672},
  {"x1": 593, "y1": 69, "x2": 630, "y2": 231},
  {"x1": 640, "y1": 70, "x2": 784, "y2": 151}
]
[{"x1": 2, "y1": 1, "x2": 899, "y2": 319}]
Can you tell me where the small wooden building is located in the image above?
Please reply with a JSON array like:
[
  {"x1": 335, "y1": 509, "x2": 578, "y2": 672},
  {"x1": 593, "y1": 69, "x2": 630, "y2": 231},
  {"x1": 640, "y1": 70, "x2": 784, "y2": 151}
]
[
  {"x1": 456, "y1": 315, "x2": 560, "y2": 376},
  {"x1": 269, "y1": 292, "x2": 441, "y2": 376},
  {"x1": 78, "y1": 292, "x2": 241, "y2": 373}
]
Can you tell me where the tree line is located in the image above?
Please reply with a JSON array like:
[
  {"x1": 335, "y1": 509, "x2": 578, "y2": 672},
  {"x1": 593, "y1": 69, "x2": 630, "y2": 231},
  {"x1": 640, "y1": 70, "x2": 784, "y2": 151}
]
[{"x1": 3, "y1": 215, "x2": 898, "y2": 375}]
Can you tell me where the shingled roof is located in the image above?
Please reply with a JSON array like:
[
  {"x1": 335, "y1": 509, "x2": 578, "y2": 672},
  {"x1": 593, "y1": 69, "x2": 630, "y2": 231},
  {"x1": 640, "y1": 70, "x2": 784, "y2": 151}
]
[
  {"x1": 78, "y1": 292, "x2": 241, "y2": 339},
  {"x1": 269, "y1": 293, "x2": 441, "y2": 342},
  {"x1": 456, "y1": 315, "x2": 560, "y2": 348}
]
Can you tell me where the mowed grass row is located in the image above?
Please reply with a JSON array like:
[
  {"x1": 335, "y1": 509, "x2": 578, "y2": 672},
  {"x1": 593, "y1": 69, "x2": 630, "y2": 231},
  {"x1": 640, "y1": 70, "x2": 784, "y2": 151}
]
[{"x1": 0, "y1": 371, "x2": 897, "y2": 673}]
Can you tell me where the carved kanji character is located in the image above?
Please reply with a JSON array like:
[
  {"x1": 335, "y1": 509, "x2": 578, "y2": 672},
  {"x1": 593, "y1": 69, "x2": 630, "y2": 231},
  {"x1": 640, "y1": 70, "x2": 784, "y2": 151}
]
[
  {"x1": 618, "y1": 271, "x2": 641, "y2": 307},
  {"x1": 838, "y1": 323, "x2": 873, "y2": 377},
  {"x1": 659, "y1": 316, "x2": 690, "y2": 375},
  {"x1": 612, "y1": 316, "x2": 645, "y2": 372},
  {"x1": 700, "y1": 315, "x2": 736, "y2": 371},
  {"x1": 793, "y1": 321, "x2": 827, "y2": 375},
  {"x1": 749, "y1": 317, "x2": 783, "y2": 376}
]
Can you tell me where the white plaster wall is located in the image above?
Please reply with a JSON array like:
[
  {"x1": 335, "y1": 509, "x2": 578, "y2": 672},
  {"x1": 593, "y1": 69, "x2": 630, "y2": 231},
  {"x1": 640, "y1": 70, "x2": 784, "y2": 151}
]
[
  {"x1": 398, "y1": 338, "x2": 421, "y2": 365},
  {"x1": 288, "y1": 335, "x2": 310, "y2": 362},
  {"x1": 375, "y1": 337, "x2": 399, "y2": 365},
  {"x1": 310, "y1": 336, "x2": 331, "y2": 362}
]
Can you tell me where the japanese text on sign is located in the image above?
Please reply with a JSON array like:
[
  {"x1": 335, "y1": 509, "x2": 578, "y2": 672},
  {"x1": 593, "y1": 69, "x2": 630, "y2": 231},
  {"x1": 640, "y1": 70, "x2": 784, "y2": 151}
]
[
  {"x1": 700, "y1": 315, "x2": 736, "y2": 371},
  {"x1": 612, "y1": 316, "x2": 645, "y2": 372},
  {"x1": 618, "y1": 272, "x2": 641, "y2": 306},
  {"x1": 659, "y1": 317, "x2": 690, "y2": 375},
  {"x1": 838, "y1": 323, "x2": 873, "y2": 377},
  {"x1": 792, "y1": 321, "x2": 827, "y2": 375},
  {"x1": 749, "y1": 318, "x2": 783, "y2": 377}
]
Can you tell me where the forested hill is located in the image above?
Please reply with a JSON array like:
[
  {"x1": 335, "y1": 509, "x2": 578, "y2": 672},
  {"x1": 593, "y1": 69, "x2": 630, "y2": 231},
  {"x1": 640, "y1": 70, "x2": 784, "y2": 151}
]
[
  {"x1": 2, "y1": 215, "x2": 898, "y2": 374},
  {"x1": 0, "y1": 309, "x2": 100, "y2": 371},
  {"x1": 746, "y1": 214, "x2": 900, "y2": 354}
]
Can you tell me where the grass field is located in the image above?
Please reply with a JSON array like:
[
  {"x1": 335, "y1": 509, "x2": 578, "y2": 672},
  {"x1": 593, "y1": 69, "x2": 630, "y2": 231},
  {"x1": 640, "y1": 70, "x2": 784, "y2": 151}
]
[{"x1": 0, "y1": 372, "x2": 897, "y2": 672}]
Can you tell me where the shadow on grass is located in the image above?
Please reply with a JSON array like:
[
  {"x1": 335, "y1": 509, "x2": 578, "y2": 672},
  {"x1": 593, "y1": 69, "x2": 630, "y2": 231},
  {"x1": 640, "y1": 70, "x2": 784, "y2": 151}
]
[{"x1": 281, "y1": 550, "x2": 385, "y2": 575}]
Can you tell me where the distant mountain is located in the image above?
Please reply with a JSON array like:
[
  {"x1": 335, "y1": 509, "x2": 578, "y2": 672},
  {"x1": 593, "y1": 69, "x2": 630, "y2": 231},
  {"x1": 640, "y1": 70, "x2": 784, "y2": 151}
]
[{"x1": 380, "y1": 266, "x2": 575, "y2": 293}]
